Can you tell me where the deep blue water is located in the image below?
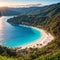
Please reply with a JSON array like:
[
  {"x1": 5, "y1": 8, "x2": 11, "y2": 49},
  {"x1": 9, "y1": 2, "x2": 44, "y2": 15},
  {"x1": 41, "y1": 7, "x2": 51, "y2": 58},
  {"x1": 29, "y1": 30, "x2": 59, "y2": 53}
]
[{"x1": 0, "y1": 16, "x2": 42, "y2": 48}]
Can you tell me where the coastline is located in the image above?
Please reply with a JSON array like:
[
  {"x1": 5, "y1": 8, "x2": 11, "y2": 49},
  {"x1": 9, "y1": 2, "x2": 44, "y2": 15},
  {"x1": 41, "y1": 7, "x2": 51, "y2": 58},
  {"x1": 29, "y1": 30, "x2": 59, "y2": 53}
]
[{"x1": 17, "y1": 25, "x2": 54, "y2": 49}]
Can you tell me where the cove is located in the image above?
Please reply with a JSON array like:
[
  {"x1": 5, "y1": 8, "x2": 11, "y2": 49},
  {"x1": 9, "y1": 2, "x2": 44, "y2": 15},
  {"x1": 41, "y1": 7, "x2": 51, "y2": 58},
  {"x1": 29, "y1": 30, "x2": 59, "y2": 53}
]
[{"x1": 0, "y1": 16, "x2": 42, "y2": 48}]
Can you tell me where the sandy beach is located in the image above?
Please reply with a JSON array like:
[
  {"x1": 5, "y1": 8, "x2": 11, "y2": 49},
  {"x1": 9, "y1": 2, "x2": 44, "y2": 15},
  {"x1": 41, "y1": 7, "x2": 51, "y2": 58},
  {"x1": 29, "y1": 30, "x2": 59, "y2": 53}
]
[{"x1": 17, "y1": 25, "x2": 54, "y2": 49}]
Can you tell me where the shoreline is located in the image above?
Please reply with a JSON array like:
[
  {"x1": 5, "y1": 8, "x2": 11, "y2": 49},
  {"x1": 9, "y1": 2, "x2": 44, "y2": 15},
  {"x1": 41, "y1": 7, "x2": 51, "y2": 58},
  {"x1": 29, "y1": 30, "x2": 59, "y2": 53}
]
[{"x1": 17, "y1": 25, "x2": 54, "y2": 50}]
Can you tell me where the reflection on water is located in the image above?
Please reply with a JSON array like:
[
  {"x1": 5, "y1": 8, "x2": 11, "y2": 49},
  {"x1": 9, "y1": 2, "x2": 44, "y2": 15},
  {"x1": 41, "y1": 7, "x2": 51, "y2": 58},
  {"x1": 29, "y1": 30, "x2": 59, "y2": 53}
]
[
  {"x1": 0, "y1": 16, "x2": 41, "y2": 48},
  {"x1": 0, "y1": 17, "x2": 4, "y2": 44},
  {"x1": 0, "y1": 16, "x2": 15, "y2": 44}
]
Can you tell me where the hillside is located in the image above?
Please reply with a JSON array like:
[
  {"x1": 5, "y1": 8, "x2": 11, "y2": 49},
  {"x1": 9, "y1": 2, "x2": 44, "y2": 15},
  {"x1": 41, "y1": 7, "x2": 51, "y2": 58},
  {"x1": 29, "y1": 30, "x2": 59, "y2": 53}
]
[
  {"x1": 0, "y1": 3, "x2": 60, "y2": 16},
  {"x1": 0, "y1": 3, "x2": 60, "y2": 60}
]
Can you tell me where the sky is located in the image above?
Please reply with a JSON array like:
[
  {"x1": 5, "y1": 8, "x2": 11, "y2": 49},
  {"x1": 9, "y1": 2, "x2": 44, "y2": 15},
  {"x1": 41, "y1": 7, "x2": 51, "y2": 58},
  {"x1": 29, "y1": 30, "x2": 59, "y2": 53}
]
[{"x1": 0, "y1": 0, "x2": 60, "y2": 7}]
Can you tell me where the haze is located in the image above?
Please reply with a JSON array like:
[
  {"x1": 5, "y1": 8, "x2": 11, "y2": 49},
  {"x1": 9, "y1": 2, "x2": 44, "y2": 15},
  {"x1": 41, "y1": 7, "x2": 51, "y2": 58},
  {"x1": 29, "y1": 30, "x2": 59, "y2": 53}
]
[{"x1": 0, "y1": 0, "x2": 60, "y2": 7}]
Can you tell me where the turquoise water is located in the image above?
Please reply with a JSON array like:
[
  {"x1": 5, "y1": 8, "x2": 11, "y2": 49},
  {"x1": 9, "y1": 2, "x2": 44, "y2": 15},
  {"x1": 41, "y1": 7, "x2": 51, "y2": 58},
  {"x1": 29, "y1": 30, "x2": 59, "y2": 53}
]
[{"x1": 0, "y1": 16, "x2": 42, "y2": 48}]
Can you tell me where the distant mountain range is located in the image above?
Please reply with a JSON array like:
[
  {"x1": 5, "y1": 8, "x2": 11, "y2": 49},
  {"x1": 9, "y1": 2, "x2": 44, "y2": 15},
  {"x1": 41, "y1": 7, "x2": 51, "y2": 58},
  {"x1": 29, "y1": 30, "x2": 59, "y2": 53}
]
[
  {"x1": 0, "y1": 3, "x2": 41, "y2": 16},
  {"x1": 7, "y1": 3, "x2": 60, "y2": 27},
  {"x1": 0, "y1": 3, "x2": 60, "y2": 16}
]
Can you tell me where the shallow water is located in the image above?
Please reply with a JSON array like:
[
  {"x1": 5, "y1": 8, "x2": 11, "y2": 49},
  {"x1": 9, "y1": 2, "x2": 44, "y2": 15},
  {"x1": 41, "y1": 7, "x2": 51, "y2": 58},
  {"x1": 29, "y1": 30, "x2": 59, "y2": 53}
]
[{"x1": 0, "y1": 16, "x2": 42, "y2": 48}]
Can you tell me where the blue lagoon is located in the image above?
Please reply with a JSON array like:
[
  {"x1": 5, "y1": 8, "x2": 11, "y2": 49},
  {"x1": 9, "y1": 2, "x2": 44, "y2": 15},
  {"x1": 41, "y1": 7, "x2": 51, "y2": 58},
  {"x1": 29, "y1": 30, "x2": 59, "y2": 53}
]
[{"x1": 0, "y1": 16, "x2": 42, "y2": 48}]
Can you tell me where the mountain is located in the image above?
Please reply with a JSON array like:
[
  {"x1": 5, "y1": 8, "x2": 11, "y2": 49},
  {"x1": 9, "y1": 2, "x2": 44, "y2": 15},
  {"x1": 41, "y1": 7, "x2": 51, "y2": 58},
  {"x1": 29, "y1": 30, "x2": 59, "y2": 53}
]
[
  {"x1": 0, "y1": 3, "x2": 42, "y2": 16},
  {"x1": 7, "y1": 3, "x2": 60, "y2": 26},
  {"x1": 6, "y1": 3, "x2": 60, "y2": 15},
  {"x1": 0, "y1": 3, "x2": 60, "y2": 16}
]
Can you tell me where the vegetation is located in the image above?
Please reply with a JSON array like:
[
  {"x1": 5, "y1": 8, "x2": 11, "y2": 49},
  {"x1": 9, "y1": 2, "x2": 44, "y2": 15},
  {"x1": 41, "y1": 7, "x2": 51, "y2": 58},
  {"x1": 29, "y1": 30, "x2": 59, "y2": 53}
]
[{"x1": 0, "y1": 3, "x2": 60, "y2": 60}]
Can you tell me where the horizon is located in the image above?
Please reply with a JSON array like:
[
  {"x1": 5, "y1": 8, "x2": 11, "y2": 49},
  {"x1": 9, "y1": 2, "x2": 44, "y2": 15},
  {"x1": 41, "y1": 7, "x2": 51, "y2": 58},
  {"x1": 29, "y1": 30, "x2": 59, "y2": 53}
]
[{"x1": 0, "y1": 0, "x2": 60, "y2": 7}]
